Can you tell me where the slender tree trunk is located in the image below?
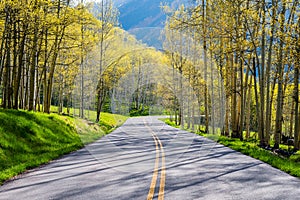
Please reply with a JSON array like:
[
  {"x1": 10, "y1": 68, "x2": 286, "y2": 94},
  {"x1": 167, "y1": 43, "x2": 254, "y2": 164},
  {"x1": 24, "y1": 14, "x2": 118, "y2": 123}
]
[
  {"x1": 80, "y1": 0, "x2": 84, "y2": 118},
  {"x1": 1, "y1": 8, "x2": 10, "y2": 108},
  {"x1": 58, "y1": 75, "x2": 63, "y2": 114},
  {"x1": 13, "y1": 24, "x2": 27, "y2": 109},
  {"x1": 258, "y1": 0, "x2": 266, "y2": 145},
  {"x1": 192, "y1": 99, "x2": 195, "y2": 131},
  {"x1": 239, "y1": 58, "x2": 244, "y2": 141},
  {"x1": 202, "y1": 0, "x2": 209, "y2": 133},
  {"x1": 294, "y1": 58, "x2": 300, "y2": 150},
  {"x1": 0, "y1": 24, "x2": 6, "y2": 87},
  {"x1": 96, "y1": 0, "x2": 105, "y2": 122},
  {"x1": 96, "y1": 81, "x2": 106, "y2": 122},
  {"x1": 179, "y1": 64, "x2": 184, "y2": 128},
  {"x1": 231, "y1": 43, "x2": 238, "y2": 138},
  {"x1": 274, "y1": 1, "x2": 286, "y2": 149},
  {"x1": 11, "y1": 20, "x2": 18, "y2": 109},
  {"x1": 223, "y1": 53, "x2": 229, "y2": 136},
  {"x1": 210, "y1": 49, "x2": 215, "y2": 134},
  {"x1": 246, "y1": 74, "x2": 253, "y2": 140},
  {"x1": 289, "y1": 100, "x2": 294, "y2": 138},
  {"x1": 265, "y1": 0, "x2": 277, "y2": 146},
  {"x1": 29, "y1": 18, "x2": 38, "y2": 111},
  {"x1": 187, "y1": 71, "x2": 191, "y2": 129},
  {"x1": 252, "y1": 57, "x2": 263, "y2": 145},
  {"x1": 42, "y1": 29, "x2": 48, "y2": 112},
  {"x1": 3, "y1": 24, "x2": 12, "y2": 109}
]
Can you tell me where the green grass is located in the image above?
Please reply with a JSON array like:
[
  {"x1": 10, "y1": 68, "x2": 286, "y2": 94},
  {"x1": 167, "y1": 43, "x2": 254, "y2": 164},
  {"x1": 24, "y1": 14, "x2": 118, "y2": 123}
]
[
  {"x1": 163, "y1": 118, "x2": 180, "y2": 128},
  {"x1": 162, "y1": 118, "x2": 300, "y2": 178},
  {"x1": 75, "y1": 112, "x2": 128, "y2": 144},
  {"x1": 0, "y1": 109, "x2": 82, "y2": 184},
  {"x1": 49, "y1": 106, "x2": 128, "y2": 144},
  {"x1": 0, "y1": 109, "x2": 128, "y2": 185},
  {"x1": 214, "y1": 136, "x2": 300, "y2": 177}
]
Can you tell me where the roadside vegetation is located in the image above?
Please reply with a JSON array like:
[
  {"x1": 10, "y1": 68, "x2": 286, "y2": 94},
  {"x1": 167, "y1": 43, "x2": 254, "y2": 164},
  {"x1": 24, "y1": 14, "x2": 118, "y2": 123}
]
[
  {"x1": 161, "y1": 0, "x2": 300, "y2": 154},
  {"x1": 74, "y1": 112, "x2": 128, "y2": 144},
  {"x1": 163, "y1": 118, "x2": 300, "y2": 178},
  {"x1": 0, "y1": 109, "x2": 127, "y2": 185}
]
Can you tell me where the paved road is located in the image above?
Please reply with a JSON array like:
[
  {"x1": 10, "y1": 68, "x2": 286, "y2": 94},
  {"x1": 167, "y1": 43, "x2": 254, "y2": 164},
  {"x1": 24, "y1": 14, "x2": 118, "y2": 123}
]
[{"x1": 1, "y1": 116, "x2": 300, "y2": 200}]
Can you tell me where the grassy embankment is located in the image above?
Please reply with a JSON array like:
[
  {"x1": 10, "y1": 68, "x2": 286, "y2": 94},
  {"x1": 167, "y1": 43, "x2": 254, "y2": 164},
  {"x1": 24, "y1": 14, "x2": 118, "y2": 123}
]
[
  {"x1": 163, "y1": 118, "x2": 300, "y2": 178},
  {"x1": 0, "y1": 109, "x2": 127, "y2": 185}
]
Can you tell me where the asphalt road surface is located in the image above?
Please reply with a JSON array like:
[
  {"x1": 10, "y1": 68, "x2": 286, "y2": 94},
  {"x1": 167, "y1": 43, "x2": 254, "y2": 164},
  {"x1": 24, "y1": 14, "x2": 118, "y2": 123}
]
[{"x1": 1, "y1": 116, "x2": 300, "y2": 200}]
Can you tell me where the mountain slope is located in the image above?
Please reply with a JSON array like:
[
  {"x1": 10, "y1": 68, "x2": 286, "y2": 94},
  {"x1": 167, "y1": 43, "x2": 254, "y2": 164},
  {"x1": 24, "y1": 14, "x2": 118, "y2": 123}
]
[
  {"x1": 118, "y1": 0, "x2": 173, "y2": 30},
  {"x1": 117, "y1": 0, "x2": 193, "y2": 48}
]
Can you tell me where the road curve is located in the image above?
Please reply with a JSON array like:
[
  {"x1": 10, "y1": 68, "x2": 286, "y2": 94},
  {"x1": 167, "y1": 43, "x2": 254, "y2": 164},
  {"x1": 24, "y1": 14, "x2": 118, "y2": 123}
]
[{"x1": 1, "y1": 116, "x2": 300, "y2": 200}]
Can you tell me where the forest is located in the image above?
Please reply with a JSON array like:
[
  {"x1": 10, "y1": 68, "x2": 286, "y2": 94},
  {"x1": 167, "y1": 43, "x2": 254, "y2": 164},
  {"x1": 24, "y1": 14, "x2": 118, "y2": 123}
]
[
  {"x1": 162, "y1": 0, "x2": 300, "y2": 151},
  {"x1": 0, "y1": 0, "x2": 300, "y2": 151}
]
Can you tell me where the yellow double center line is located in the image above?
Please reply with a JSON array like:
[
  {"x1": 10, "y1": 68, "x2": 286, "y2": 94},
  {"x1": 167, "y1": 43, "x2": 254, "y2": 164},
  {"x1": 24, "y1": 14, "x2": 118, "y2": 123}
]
[{"x1": 146, "y1": 124, "x2": 166, "y2": 200}]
